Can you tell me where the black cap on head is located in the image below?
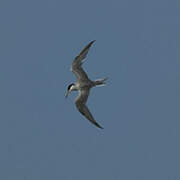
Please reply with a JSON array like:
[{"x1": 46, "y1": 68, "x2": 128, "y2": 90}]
[{"x1": 67, "y1": 83, "x2": 74, "y2": 90}]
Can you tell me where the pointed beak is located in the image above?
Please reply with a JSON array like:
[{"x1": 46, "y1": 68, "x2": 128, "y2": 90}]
[{"x1": 65, "y1": 90, "x2": 70, "y2": 98}]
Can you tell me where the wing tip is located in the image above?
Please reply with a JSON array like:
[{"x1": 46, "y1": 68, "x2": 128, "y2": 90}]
[
  {"x1": 90, "y1": 40, "x2": 96, "y2": 45},
  {"x1": 94, "y1": 122, "x2": 104, "y2": 129}
]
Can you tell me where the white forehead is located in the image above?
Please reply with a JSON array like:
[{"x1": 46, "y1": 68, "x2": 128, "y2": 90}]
[{"x1": 70, "y1": 84, "x2": 76, "y2": 90}]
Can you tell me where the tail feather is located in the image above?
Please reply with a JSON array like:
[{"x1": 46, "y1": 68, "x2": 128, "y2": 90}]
[{"x1": 93, "y1": 77, "x2": 108, "y2": 86}]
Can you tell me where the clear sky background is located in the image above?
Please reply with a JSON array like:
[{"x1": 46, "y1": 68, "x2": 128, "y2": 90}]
[{"x1": 0, "y1": 0, "x2": 180, "y2": 179}]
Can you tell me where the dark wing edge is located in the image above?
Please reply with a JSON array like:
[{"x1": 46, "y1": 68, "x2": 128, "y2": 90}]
[
  {"x1": 75, "y1": 89, "x2": 103, "y2": 129},
  {"x1": 71, "y1": 40, "x2": 96, "y2": 81},
  {"x1": 76, "y1": 103, "x2": 103, "y2": 129},
  {"x1": 75, "y1": 40, "x2": 96, "y2": 63}
]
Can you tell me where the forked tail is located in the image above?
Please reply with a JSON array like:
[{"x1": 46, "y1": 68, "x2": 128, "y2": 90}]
[{"x1": 93, "y1": 77, "x2": 108, "y2": 86}]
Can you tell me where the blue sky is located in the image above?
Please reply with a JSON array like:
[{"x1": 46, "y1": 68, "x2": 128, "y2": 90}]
[{"x1": 0, "y1": 0, "x2": 180, "y2": 179}]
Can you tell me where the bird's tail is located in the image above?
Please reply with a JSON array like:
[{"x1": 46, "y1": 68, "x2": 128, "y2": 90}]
[{"x1": 93, "y1": 77, "x2": 108, "y2": 87}]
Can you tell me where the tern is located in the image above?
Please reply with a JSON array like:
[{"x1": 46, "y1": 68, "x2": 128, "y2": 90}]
[{"x1": 65, "y1": 40, "x2": 107, "y2": 129}]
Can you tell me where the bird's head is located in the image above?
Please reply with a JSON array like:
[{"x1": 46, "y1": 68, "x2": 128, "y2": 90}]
[{"x1": 65, "y1": 83, "x2": 75, "y2": 98}]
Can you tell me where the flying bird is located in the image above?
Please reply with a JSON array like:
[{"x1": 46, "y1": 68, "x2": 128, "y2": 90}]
[{"x1": 66, "y1": 40, "x2": 107, "y2": 129}]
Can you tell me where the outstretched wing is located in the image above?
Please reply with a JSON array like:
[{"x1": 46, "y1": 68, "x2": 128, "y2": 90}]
[
  {"x1": 75, "y1": 89, "x2": 103, "y2": 129},
  {"x1": 71, "y1": 40, "x2": 95, "y2": 82}
]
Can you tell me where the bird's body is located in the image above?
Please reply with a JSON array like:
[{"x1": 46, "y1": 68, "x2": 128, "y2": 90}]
[{"x1": 66, "y1": 40, "x2": 107, "y2": 129}]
